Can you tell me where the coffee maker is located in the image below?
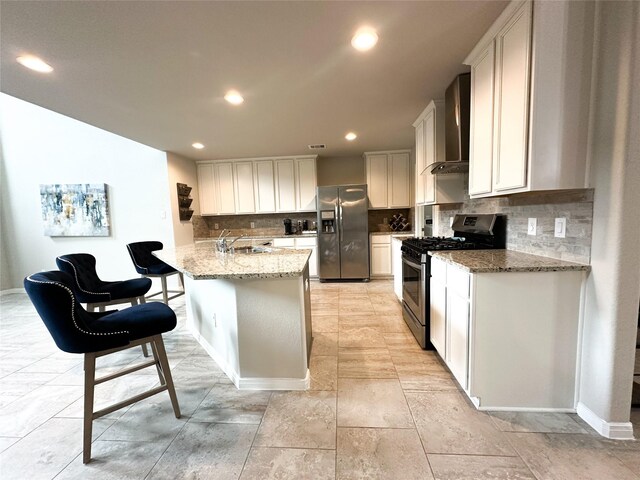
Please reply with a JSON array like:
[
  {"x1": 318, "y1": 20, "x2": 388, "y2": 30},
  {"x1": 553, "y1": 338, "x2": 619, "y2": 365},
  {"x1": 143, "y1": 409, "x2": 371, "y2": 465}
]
[{"x1": 283, "y1": 218, "x2": 293, "y2": 235}]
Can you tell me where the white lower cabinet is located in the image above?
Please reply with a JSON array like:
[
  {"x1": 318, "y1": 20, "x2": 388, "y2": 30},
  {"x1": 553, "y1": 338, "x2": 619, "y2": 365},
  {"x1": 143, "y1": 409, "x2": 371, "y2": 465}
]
[
  {"x1": 429, "y1": 258, "x2": 447, "y2": 357},
  {"x1": 391, "y1": 237, "x2": 403, "y2": 301},
  {"x1": 430, "y1": 256, "x2": 584, "y2": 410},
  {"x1": 370, "y1": 235, "x2": 392, "y2": 277},
  {"x1": 273, "y1": 237, "x2": 317, "y2": 277}
]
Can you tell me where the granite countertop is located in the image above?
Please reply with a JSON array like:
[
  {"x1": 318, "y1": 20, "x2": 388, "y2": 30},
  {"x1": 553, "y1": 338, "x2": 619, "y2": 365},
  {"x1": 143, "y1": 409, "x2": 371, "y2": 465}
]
[
  {"x1": 370, "y1": 232, "x2": 413, "y2": 237},
  {"x1": 194, "y1": 231, "x2": 317, "y2": 242},
  {"x1": 430, "y1": 249, "x2": 590, "y2": 273},
  {"x1": 154, "y1": 240, "x2": 311, "y2": 280}
]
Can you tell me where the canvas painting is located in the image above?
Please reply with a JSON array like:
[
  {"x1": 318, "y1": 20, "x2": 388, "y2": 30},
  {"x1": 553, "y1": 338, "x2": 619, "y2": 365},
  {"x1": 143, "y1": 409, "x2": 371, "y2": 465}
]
[{"x1": 40, "y1": 183, "x2": 110, "y2": 236}]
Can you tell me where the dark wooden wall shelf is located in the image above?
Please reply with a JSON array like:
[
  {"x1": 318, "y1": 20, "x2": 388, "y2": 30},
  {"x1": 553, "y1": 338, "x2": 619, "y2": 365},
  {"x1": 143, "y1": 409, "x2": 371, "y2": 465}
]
[{"x1": 177, "y1": 183, "x2": 194, "y2": 221}]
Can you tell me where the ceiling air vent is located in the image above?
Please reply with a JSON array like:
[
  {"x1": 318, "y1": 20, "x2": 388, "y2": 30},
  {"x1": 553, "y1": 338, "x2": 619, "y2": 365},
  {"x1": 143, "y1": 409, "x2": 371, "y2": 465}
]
[{"x1": 308, "y1": 144, "x2": 326, "y2": 150}]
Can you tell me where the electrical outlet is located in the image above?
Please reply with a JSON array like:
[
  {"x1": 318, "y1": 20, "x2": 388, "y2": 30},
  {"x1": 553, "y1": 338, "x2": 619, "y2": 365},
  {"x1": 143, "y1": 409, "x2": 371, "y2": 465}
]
[
  {"x1": 527, "y1": 218, "x2": 537, "y2": 236},
  {"x1": 554, "y1": 217, "x2": 567, "y2": 238},
  {"x1": 212, "y1": 313, "x2": 217, "y2": 327},
  {"x1": 250, "y1": 222, "x2": 255, "y2": 229},
  {"x1": 160, "y1": 210, "x2": 166, "y2": 219},
  {"x1": 383, "y1": 217, "x2": 387, "y2": 224},
  {"x1": 214, "y1": 223, "x2": 219, "y2": 230}
]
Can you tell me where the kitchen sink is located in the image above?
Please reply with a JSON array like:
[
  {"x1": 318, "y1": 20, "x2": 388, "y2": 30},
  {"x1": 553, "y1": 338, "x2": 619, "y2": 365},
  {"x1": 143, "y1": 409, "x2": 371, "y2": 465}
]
[{"x1": 232, "y1": 246, "x2": 273, "y2": 254}]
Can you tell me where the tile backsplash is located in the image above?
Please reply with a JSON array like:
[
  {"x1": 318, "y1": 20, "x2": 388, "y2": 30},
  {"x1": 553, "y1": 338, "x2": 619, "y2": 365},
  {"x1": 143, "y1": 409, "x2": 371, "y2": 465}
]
[
  {"x1": 193, "y1": 213, "x2": 317, "y2": 238},
  {"x1": 437, "y1": 189, "x2": 594, "y2": 264}
]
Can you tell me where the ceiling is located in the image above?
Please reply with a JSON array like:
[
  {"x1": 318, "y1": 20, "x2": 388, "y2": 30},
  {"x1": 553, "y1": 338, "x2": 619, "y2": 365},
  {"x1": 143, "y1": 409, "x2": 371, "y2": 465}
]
[{"x1": 0, "y1": 1, "x2": 508, "y2": 161}]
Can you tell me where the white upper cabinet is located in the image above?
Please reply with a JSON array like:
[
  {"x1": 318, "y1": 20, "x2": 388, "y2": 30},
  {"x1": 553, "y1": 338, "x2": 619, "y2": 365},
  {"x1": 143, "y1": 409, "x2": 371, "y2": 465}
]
[
  {"x1": 465, "y1": 0, "x2": 593, "y2": 197},
  {"x1": 492, "y1": 3, "x2": 531, "y2": 192},
  {"x1": 275, "y1": 159, "x2": 296, "y2": 212},
  {"x1": 365, "y1": 154, "x2": 389, "y2": 209},
  {"x1": 197, "y1": 163, "x2": 217, "y2": 215},
  {"x1": 413, "y1": 101, "x2": 465, "y2": 206},
  {"x1": 214, "y1": 162, "x2": 236, "y2": 214},
  {"x1": 233, "y1": 161, "x2": 256, "y2": 214},
  {"x1": 197, "y1": 155, "x2": 317, "y2": 215},
  {"x1": 254, "y1": 160, "x2": 276, "y2": 213},
  {"x1": 295, "y1": 157, "x2": 317, "y2": 211},
  {"x1": 365, "y1": 150, "x2": 411, "y2": 209},
  {"x1": 469, "y1": 43, "x2": 495, "y2": 196}
]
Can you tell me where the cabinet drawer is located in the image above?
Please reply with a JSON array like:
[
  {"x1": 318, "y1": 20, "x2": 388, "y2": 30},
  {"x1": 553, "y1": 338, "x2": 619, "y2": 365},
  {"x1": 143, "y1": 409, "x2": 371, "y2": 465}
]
[
  {"x1": 295, "y1": 237, "x2": 317, "y2": 248},
  {"x1": 371, "y1": 234, "x2": 391, "y2": 245},
  {"x1": 447, "y1": 264, "x2": 470, "y2": 298},
  {"x1": 273, "y1": 238, "x2": 295, "y2": 248}
]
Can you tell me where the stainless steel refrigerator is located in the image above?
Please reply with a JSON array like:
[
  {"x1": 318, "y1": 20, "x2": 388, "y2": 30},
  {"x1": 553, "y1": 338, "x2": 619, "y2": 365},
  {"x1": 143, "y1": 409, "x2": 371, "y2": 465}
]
[{"x1": 317, "y1": 185, "x2": 370, "y2": 280}]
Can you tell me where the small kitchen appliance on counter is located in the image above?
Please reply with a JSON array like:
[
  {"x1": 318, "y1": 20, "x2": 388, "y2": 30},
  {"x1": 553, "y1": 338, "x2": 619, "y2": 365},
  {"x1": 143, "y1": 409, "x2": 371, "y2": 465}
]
[
  {"x1": 283, "y1": 218, "x2": 293, "y2": 235},
  {"x1": 401, "y1": 213, "x2": 506, "y2": 349}
]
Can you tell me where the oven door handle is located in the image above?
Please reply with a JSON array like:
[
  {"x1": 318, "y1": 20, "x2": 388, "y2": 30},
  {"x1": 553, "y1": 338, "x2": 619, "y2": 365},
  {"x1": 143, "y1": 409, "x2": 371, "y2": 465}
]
[{"x1": 402, "y1": 256, "x2": 423, "y2": 271}]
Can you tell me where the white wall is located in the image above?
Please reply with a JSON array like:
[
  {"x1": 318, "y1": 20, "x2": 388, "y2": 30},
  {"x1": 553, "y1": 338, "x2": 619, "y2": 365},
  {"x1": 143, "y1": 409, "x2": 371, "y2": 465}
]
[
  {"x1": 578, "y1": 0, "x2": 640, "y2": 437},
  {"x1": 167, "y1": 152, "x2": 199, "y2": 247},
  {"x1": 0, "y1": 145, "x2": 13, "y2": 290},
  {"x1": 0, "y1": 94, "x2": 175, "y2": 288}
]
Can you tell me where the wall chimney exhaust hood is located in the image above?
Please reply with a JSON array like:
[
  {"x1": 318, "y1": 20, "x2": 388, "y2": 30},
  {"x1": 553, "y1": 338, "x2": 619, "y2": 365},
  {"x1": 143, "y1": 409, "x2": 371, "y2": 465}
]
[{"x1": 430, "y1": 73, "x2": 470, "y2": 175}]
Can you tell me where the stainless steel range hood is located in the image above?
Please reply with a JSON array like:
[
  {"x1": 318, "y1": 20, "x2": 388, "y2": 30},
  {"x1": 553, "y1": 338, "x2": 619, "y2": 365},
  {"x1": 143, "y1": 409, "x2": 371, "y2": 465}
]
[{"x1": 430, "y1": 73, "x2": 470, "y2": 175}]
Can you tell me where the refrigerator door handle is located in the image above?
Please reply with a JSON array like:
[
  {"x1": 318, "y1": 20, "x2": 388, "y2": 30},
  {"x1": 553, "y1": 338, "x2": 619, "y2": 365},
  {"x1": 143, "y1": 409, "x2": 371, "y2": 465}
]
[{"x1": 338, "y1": 201, "x2": 344, "y2": 242}]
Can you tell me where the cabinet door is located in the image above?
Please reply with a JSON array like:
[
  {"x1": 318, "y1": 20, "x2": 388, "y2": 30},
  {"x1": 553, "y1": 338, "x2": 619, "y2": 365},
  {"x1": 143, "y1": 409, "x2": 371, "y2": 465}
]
[
  {"x1": 294, "y1": 237, "x2": 318, "y2": 277},
  {"x1": 493, "y1": 3, "x2": 531, "y2": 192},
  {"x1": 214, "y1": 162, "x2": 236, "y2": 214},
  {"x1": 392, "y1": 238, "x2": 403, "y2": 301},
  {"x1": 423, "y1": 171, "x2": 436, "y2": 205},
  {"x1": 424, "y1": 109, "x2": 436, "y2": 167},
  {"x1": 388, "y1": 152, "x2": 410, "y2": 208},
  {"x1": 366, "y1": 154, "x2": 388, "y2": 208},
  {"x1": 370, "y1": 243, "x2": 392, "y2": 276},
  {"x1": 197, "y1": 163, "x2": 217, "y2": 215},
  {"x1": 233, "y1": 161, "x2": 256, "y2": 214},
  {"x1": 295, "y1": 157, "x2": 317, "y2": 211},
  {"x1": 275, "y1": 159, "x2": 296, "y2": 212},
  {"x1": 415, "y1": 121, "x2": 425, "y2": 174},
  {"x1": 430, "y1": 258, "x2": 447, "y2": 357},
  {"x1": 254, "y1": 160, "x2": 276, "y2": 213},
  {"x1": 469, "y1": 42, "x2": 495, "y2": 196},
  {"x1": 447, "y1": 290, "x2": 469, "y2": 390}
]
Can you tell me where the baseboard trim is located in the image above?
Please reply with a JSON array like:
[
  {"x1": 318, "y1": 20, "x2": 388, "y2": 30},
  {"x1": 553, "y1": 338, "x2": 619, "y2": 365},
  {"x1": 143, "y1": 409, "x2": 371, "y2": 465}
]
[
  {"x1": 576, "y1": 402, "x2": 635, "y2": 439},
  {"x1": 188, "y1": 324, "x2": 310, "y2": 391},
  {"x1": 0, "y1": 288, "x2": 26, "y2": 296}
]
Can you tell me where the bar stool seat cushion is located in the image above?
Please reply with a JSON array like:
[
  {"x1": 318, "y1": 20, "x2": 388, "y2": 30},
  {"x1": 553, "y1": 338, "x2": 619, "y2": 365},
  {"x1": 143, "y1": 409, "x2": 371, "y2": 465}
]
[
  {"x1": 93, "y1": 303, "x2": 177, "y2": 341},
  {"x1": 102, "y1": 278, "x2": 152, "y2": 299},
  {"x1": 146, "y1": 263, "x2": 177, "y2": 275}
]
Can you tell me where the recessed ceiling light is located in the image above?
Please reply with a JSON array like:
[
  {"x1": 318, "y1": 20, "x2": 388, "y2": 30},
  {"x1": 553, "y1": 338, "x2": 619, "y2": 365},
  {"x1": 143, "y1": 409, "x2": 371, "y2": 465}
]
[
  {"x1": 351, "y1": 27, "x2": 378, "y2": 52},
  {"x1": 192, "y1": 142, "x2": 204, "y2": 149},
  {"x1": 345, "y1": 132, "x2": 357, "y2": 141},
  {"x1": 16, "y1": 55, "x2": 53, "y2": 73},
  {"x1": 224, "y1": 90, "x2": 244, "y2": 105}
]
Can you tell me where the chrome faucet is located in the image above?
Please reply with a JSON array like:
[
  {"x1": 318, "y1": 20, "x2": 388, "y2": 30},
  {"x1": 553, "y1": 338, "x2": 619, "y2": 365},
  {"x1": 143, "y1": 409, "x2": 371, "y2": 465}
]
[{"x1": 216, "y1": 234, "x2": 246, "y2": 253}]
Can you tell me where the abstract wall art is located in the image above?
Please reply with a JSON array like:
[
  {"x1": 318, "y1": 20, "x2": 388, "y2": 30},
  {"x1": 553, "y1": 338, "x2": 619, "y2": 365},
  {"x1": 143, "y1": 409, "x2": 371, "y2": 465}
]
[{"x1": 40, "y1": 183, "x2": 110, "y2": 236}]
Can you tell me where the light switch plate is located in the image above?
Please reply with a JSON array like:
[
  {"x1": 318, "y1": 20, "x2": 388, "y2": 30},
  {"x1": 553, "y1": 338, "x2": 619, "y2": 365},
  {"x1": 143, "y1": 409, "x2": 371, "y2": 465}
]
[
  {"x1": 250, "y1": 222, "x2": 255, "y2": 229},
  {"x1": 527, "y1": 218, "x2": 537, "y2": 236},
  {"x1": 554, "y1": 217, "x2": 567, "y2": 238},
  {"x1": 214, "y1": 223, "x2": 219, "y2": 230}
]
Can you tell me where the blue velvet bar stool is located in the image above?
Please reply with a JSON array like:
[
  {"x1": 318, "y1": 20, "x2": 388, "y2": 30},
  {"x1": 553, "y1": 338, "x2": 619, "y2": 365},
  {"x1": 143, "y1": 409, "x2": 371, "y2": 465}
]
[
  {"x1": 56, "y1": 253, "x2": 154, "y2": 356},
  {"x1": 126, "y1": 241, "x2": 184, "y2": 304},
  {"x1": 24, "y1": 271, "x2": 181, "y2": 464}
]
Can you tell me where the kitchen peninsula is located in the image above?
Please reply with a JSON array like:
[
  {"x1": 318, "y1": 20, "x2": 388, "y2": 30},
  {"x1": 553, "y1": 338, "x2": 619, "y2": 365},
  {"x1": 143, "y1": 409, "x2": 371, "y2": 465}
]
[{"x1": 155, "y1": 241, "x2": 313, "y2": 390}]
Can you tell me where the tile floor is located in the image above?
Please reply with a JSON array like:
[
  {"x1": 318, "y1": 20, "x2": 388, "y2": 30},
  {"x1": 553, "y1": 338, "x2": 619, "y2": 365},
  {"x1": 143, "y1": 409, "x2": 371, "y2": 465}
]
[{"x1": 0, "y1": 280, "x2": 638, "y2": 479}]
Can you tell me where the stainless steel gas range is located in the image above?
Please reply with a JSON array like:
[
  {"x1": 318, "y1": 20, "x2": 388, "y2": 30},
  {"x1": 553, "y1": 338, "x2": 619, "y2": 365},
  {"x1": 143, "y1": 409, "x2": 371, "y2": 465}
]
[{"x1": 400, "y1": 213, "x2": 506, "y2": 349}]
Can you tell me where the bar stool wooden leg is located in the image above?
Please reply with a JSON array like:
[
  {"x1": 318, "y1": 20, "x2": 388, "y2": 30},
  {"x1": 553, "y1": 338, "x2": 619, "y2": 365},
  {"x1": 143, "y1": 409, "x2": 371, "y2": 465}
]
[
  {"x1": 130, "y1": 298, "x2": 150, "y2": 357},
  {"x1": 153, "y1": 335, "x2": 181, "y2": 418},
  {"x1": 149, "y1": 339, "x2": 165, "y2": 384},
  {"x1": 161, "y1": 275, "x2": 169, "y2": 304},
  {"x1": 83, "y1": 353, "x2": 96, "y2": 464}
]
